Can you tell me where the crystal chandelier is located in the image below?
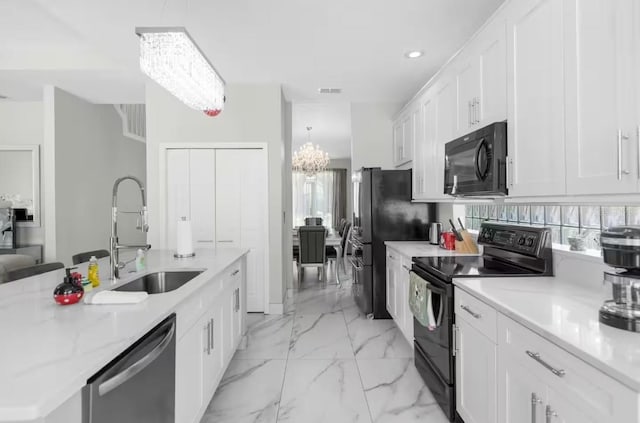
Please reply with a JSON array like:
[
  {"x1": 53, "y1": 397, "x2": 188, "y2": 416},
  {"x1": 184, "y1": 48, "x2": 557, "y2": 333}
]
[
  {"x1": 293, "y1": 127, "x2": 330, "y2": 177},
  {"x1": 136, "y1": 27, "x2": 226, "y2": 116}
]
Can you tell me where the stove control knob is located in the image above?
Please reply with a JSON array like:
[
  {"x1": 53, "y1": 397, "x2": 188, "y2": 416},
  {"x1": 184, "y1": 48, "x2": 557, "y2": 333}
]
[
  {"x1": 527, "y1": 237, "x2": 535, "y2": 247},
  {"x1": 518, "y1": 236, "x2": 526, "y2": 246}
]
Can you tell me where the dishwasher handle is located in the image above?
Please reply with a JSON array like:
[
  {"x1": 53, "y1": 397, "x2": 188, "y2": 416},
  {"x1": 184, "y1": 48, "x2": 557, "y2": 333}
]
[{"x1": 98, "y1": 318, "x2": 176, "y2": 396}]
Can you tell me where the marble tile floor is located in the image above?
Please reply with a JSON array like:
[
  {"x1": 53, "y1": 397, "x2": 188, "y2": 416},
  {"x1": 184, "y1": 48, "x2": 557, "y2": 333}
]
[{"x1": 202, "y1": 267, "x2": 449, "y2": 423}]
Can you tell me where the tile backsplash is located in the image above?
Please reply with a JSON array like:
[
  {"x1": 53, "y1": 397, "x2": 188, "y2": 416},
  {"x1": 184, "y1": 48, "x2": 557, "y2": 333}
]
[{"x1": 465, "y1": 204, "x2": 640, "y2": 250}]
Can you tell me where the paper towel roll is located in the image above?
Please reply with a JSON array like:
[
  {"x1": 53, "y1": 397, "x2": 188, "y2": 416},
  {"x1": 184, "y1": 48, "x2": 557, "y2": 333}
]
[{"x1": 176, "y1": 218, "x2": 194, "y2": 256}]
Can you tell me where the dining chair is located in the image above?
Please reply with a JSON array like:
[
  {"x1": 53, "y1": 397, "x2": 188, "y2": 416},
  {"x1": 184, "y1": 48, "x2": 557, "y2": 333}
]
[
  {"x1": 335, "y1": 222, "x2": 352, "y2": 286},
  {"x1": 304, "y1": 217, "x2": 323, "y2": 226},
  {"x1": 297, "y1": 225, "x2": 327, "y2": 285},
  {"x1": 6, "y1": 262, "x2": 65, "y2": 282},
  {"x1": 72, "y1": 249, "x2": 110, "y2": 265}
]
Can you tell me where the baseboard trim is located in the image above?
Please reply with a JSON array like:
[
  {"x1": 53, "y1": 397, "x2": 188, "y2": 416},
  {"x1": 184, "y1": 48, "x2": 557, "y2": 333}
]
[{"x1": 268, "y1": 303, "x2": 284, "y2": 315}]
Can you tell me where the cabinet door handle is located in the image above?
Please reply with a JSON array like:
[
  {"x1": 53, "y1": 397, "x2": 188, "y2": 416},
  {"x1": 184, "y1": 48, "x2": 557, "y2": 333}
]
[
  {"x1": 236, "y1": 288, "x2": 240, "y2": 311},
  {"x1": 402, "y1": 264, "x2": 411, "y2": 271},
  {"x1": 531, "y1": 393, "x2": 542, "y2": 423},
  {"x1": 545, "y1": 405, "x2": 558, "y2": 423},
  {"x1": 197, "y1": 240, "x2": 214, "y2": 243},
  {"x1": 218, "y1": 240, "x2": 234, "y2": 243},
  {"x1": 468, "y1": 100, "x2": 472, "y2": 127},
  {"x1": 475, "y1": 97, "x2": 480, "y2": 124},
  {"x1": 206, "y1": 320, "x2": 211, "y2": 355},
  {"x1": 210, "y1": 318, "x2": 215, "y2": 350},
  {"x1": 231, "y1": 269, "x2": 240, "y2": 276},
  {"x1": 618, "y1": 130, "x2": 631, "y2": 180},
  {"x1": 526, "y1": 350, "x2": 565, "y2": 377},
  {"x1": 460, "y1": 304, "x2": 481, "y2": 319}
]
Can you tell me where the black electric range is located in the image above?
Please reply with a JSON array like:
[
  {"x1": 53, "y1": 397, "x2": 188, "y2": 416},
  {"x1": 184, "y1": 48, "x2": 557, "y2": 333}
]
[{"x1": 410, "y1": 222, "x2": 553, "y2": 422}]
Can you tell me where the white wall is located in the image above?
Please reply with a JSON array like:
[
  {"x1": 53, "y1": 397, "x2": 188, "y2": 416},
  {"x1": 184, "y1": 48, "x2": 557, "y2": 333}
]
[
  {"x1": 282, "y1": 98, "x2": 293, "y2": 295},
  {"x1": 350, "y1": 102, "x2": 402, "y2": 170},
  {"x1": 329, "y1": 158, "x2": 353, "y2": 222},
  {"x1": 145, "y1": 82, "x2": 286, "y2": 310},
  {"x1": 436, "y1": 203, "x2": 465, "y2": 228},
  {"x1": 0, "y1": 101, "x2": 44, "y2": 245},
  {"x1": 43, "y1": 87, "x2": 146, "y2": 265}
]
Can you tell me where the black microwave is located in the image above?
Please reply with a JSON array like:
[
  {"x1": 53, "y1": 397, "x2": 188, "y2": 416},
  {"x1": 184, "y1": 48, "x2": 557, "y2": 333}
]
[{"x1": 444, "y1": 121, "x2": 507, "y2": 196}]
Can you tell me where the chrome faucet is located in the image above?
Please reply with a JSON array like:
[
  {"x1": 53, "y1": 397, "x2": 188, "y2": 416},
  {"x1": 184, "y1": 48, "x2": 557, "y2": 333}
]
[{"x1": 110, "y1": 176, "x2": 150, "y2": 280}]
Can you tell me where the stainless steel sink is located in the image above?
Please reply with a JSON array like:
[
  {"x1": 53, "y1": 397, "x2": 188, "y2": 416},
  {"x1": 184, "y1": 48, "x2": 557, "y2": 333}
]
[{"x1": 114, "y1": 270, "x2": 203, "y2": 294}]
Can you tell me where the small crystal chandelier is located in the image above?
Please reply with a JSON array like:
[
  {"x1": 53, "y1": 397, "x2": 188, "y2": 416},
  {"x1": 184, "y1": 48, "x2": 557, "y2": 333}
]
[
  {"x1": 293, "y1": 127, "x2": 330, "y2": 177},
  {"x1": 136, "y1": 27, "x2": 226, "y2": 116}
]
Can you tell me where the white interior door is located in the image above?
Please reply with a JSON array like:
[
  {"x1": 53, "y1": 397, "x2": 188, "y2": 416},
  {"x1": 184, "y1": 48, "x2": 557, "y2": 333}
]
[
  {"x1": 189, "y1": 150, "x2": 216, "y2": 248},
  {"x1": 216, "y1": 149, "x2": 267, "y2": 312},
  {"x1": 166, "y1": 149, "x2": 191, "y2": 250},
  {"x1": 215, "y1": 150, "x2": 242, "y2": 248}
]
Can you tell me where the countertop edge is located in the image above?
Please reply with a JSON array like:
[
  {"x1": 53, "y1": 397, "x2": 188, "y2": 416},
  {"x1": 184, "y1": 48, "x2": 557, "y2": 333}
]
[{"x1": 453, "y1": 281, "x2": 640, "y2": 392}]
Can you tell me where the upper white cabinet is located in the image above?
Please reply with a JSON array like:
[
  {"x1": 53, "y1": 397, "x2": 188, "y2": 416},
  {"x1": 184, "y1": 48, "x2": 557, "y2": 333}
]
[
  {"x1": 393, "y1": 109, "x2": 415, "y2": 167},
  {"x1": 506, "y1": 0, "x2": 567, "y2": 197},
  {"x1": 564, "y1": 0, "x2": 639, "y2": 195},
  {"x1": 455, "y1": 14, "x2": 507, "y2": 136}
]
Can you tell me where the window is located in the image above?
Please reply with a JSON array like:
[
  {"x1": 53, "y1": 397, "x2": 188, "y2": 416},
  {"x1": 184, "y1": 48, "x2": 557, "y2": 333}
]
[
  {"x1": 465, "y1": 204, "x2": 640, "y2": 250},
  {"x1": 292, "y1": 171, "x2": 334, "y2": 227}
]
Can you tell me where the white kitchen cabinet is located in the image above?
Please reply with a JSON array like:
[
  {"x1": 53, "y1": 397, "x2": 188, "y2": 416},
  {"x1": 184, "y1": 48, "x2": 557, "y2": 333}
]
[
  {"x1": 202, "y1": 299, "x2": 224, "y2": 400},
  {"x1": 564, "y1": 0, "x2": 639, "y2": 195},
  {"x1": 412, "y1": 93, "x2": 428, "y2": 200},
  {"x1": 175, "y1": 258, "x2": 247, "y2": 423},
  {"x1": 455, "y1": 318, "x2": 497, "y2": 423},
  {"x1": 506, "y1": 0, "x2": 566, "y2": 197},
  {"x1": 455, "y1": 288, "x2": 497, "y2": 423},
  {"x1": 165, "y1": 147, "x2": 267, "y2": 312},
  {"x1": 175, "y1": 316, "x2": 205, "y2": 423},
  {"x1": 397, "y1": 255, "x2": 414, "y2": 344},
  {"x1": 414, "y1": 92, "x2": 436, "y2": 200},
  {"x1": 433, "y1": 77, "x2": 457, "y2": 200},
  {"x1": 393, "y1": 109, "x2": 414, "y2": 167},
  {"x1": 497, "y1": 313, "x2": 637, "y2": 423},
  {"x1": 455, "y1": 15, "x2": 507, "y2": 136},
  {"x1": 385, "y1": 247, "x2": 414, "y2": 345},
  {"x1": 385, "y1": 250, "x2": 398, "y2": 319}
]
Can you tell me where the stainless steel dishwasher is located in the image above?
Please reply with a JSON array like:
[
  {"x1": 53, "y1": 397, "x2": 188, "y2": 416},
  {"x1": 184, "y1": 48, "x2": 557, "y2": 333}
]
[{"x1": 83, "y1": 314, "x2": 176, "y2": 423}]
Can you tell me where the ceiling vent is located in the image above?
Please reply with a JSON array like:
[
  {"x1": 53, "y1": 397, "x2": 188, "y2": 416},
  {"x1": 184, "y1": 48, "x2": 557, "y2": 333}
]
[{"x1": 318, "y1": 88, "x2": 342, "y2": 94}]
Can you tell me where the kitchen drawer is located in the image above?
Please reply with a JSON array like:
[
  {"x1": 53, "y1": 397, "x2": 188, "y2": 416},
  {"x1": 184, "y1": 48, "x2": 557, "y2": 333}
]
[
  {"x1": 498, "y1": 314, "x2": 637, "y2": 419},
  {"x1": 455, "y1": 287, "x2": 497, "y2": 342}
]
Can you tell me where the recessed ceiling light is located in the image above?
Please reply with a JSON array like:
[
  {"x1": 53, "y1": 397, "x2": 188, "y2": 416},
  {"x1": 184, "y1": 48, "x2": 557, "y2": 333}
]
[{"x1": 405, "y1": 50, "x2": 423, "y2": 59}]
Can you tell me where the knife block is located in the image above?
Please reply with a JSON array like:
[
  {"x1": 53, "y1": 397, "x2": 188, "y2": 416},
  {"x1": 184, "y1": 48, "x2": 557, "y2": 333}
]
[{"x1": 456, "y1": 230, "x2": 479, "y2": 254}]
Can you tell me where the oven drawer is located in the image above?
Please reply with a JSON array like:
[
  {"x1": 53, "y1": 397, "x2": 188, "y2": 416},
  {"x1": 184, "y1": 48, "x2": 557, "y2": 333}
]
[{"x1": 454, "y1": 287, "x2": 497, "y2": 342}]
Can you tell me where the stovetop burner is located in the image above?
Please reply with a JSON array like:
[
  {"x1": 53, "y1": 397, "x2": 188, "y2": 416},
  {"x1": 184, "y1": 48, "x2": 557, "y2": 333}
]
[{"x1": 412, "y1": 255, "x2": 543, "y2": 281}]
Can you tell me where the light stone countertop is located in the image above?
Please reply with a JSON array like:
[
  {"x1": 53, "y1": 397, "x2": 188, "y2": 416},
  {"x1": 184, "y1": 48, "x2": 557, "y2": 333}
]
[
  {"x1": 384, "y1": 241, "x2": 481, "y2": 260},
  {"x1": 0, "y1": 248, "x2": 248, "y2": 421},
  {"x1": 454, "y1": 276, "x2": 640, "y2": 392}
]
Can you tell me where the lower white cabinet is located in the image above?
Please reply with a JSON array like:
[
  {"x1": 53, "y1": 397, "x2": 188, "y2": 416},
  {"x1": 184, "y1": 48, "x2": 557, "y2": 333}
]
[
  {"x1": 175, "y1": 260, "x2": 245, "y2": 423},
  {"x1": 454, "y1": 288, "x2": 497, "y2": 423},
  {"x1": 455, "y1": 315, "x2": 497, "y2": 423},
  {"x1": 497, "y1": 314, "x2": 637, "y2": 423},
  {"x1": 454, "y1": 286, "x2": 639, "y2": 423},
  {"x1": 385, "y1": 247, "x2": 414, "y2": 345}
]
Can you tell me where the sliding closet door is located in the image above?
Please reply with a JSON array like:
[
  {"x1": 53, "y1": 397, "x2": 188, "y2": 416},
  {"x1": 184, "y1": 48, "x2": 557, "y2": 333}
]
[
  {"x1": 166, "y1": 149, "x2": 191, "y2": 250},
  {"x1": 216, "y1": 149, "x2": 267, "y2": 312},
  {"x1": 189, "y1": 150, "x2": 216, "y2": 248}
]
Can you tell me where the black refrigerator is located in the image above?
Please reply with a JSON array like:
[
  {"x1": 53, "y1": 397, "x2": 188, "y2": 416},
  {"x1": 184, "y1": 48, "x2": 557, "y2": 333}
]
[{"x1": 351, "y1": 167, "x2": 436, "y2": 319}]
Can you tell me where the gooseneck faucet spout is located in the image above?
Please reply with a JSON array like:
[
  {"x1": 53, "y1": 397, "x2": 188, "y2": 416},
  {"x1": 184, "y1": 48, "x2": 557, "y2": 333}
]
[{"x1": 110, "y1": 176, "x2": 150, "y2": 280}]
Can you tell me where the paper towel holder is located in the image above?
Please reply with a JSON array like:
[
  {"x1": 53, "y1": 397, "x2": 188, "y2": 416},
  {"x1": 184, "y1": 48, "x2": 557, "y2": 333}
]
[{"x1": 174, "y1": 216, "x2": 196, "y2": 258}]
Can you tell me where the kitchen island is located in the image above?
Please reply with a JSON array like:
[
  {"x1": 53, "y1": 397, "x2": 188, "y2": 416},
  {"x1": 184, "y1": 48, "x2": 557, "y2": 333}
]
[{"x1": 0, "y1": 248, "x2": 248, "y2": 423}]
